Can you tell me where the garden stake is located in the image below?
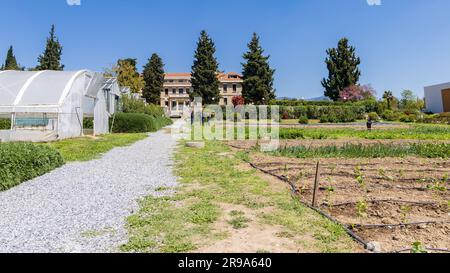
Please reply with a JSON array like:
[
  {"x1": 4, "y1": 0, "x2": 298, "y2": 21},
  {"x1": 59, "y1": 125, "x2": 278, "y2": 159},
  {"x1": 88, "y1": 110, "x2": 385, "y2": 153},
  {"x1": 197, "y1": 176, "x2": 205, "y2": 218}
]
[{"x1": 312, "y1": 161, "x2": 320, "y2": 207}]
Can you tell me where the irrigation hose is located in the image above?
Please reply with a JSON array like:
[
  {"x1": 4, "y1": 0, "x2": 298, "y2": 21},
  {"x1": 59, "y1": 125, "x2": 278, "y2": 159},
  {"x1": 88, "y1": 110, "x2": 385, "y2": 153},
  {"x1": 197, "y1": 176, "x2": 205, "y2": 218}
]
[
  {"x1": 349, "y1": 221, "x2": 450, "y2": 230},
  {"x1": 246, "y1": 161, "x2": 370, "y2": 250}
]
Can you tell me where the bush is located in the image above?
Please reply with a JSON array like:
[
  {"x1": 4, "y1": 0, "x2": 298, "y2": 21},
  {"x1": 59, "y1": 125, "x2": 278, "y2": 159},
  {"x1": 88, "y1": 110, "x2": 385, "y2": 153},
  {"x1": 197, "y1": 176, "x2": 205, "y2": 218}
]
[
  {"x1": 420, "y1": 113, "x2": 450, "y2": 125},
  {"x1": 0, "y1": 118, "x2": 11, "y2": 130},
  {"x1": 381, "y1": 110, "x2": 400, "y2": 121},
  {"x1": 298, "y1": 116, "x2": 309, "y2": 124},
  {"x1": 368, "y1": 112, "x2": 381, "y2": 122},
  {"x1": 121, "y1": 95, "x2": 166, "y2": 118},
  {"x1": 399, "y1": 113, "x2": 417, "y2": 123},
  {"x1": 0, "y1": 143, "x2": 65, "y2": 191},
  {"x1": 111, "y1": 113, "x2": 172, "y2": 133}
]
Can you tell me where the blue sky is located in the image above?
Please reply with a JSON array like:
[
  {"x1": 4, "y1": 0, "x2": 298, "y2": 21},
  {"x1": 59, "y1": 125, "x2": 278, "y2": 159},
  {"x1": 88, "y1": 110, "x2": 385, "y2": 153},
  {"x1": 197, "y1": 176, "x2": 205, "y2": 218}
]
[{"x1": 1, "y1": 0, "x2": 449, "y2": 99}]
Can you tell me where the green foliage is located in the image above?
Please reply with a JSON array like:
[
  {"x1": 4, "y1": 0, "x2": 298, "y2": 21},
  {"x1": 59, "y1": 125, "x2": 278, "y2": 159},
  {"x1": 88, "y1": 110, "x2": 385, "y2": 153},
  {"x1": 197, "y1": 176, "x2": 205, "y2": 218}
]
[
  {"x1": 242, "y1": 33, "x2": 276, "y2": 105},
  {"x1": 278, "y1": 125, "x2": 450, "y2": 140},
  {"x1": 280, "y1": 105, "x2": 366, "y2": 122},
  {"x1": 298, "y1": 116, "x2": 309, "y2": 124},
  {"x1": 111, "y1": 113, "x2": 172, "y2": 133},
  {"x1": 381, "y1": 110, "x2": 400, "y2": 121},
  {"x1": 142, "y1": 53, "x2": 165, "y2": 104},
  {"x1": 368, "y1": 112, "x2": 380, "y2": 122},
  {"x1": 113, "y1": 59, "x2": 145, "y2": 93},
  {"x1": 0, "y1": 118, "x2": 11, "y2": 130},
  {"x1": 2, "y1": 46, "x2": 22, "y2": 70},
  {"x1": 0, "y1": 143, "x2": 64, "y2": 191},
  {"x1": 270, "y1": 143, "x2": 450, "y2": 159},
  {"x1": 120, "y1": 94, "x2": 166, "y2": 117},
  {"x1": 36, "y1": 25, "x2": 64, "y2": 71},
  {"x1": 83, "y1": 117, "x2": 94, "y2": 129},
  {"x1": 191, "y1": 30, "x2": 220, "y2": 104},
  {"x1": 322, "y1": 38, "x2": 361, "y2": 101},
  {"x1": 420, "y1": 113, "x2": 450, "y2": 125}
]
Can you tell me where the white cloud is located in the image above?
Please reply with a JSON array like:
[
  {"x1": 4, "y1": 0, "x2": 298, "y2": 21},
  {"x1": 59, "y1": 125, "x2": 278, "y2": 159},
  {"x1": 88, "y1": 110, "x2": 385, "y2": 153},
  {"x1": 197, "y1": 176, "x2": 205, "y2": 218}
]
[
  {"x1": 367, "y1": 0, "x2": 381, "y2": 6},
  {"x1": 67, "y1": 0, "x2": 81, "y2": 6}
]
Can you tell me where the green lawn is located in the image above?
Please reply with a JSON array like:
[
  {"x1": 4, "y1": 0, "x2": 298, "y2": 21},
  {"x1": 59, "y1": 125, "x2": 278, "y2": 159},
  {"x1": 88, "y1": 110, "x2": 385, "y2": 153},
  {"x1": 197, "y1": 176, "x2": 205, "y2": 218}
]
[
  {"x1": 121, "y1": 141, "x2": 357, "y2": 253},
  {"x1": 47, "y1": 133, "x2": 148, "y2": 162}
]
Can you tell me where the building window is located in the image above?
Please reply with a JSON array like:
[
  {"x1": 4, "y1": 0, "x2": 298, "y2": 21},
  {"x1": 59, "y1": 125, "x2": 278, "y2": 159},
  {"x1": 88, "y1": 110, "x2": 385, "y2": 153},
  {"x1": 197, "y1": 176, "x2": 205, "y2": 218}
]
[
  {"x1": 223, "y1": 84, "x2": 228, "y2": 93},
  {"x1": 165, "y1": 89, "x2": 169, "y2": 96},
  {"x1": 172, "y1": 89, "x2": 176, "y2": 94},
  {"x1": 233, "y1": 84, "x2": 237, "y2": 92},
  {"x1": 179, "y1": 88, "x2": 184, "y2": 94},
  {"x1": 165, "y1": 101, "x2": 169, "y2": 107},
  {"x1": 224, "y1": 98, "x2": 228, "y2": 105}
]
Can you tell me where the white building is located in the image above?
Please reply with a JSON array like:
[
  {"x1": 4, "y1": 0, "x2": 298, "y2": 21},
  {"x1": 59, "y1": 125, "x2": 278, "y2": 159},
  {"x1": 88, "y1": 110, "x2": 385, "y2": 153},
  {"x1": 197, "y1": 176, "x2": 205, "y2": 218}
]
[
  {"x1": 424, "y1": 82, "x2": 450, "y2": 113},
  {"x1": 0, "y1": 70, "x2": 121, "y2": 142}
]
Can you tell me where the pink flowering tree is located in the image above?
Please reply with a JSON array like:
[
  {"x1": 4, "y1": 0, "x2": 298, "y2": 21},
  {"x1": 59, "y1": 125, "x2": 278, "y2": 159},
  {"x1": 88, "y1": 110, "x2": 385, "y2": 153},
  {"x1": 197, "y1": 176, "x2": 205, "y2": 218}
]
[{"x1": 339, "y1": 84, "x2": 376, "y2": 102}]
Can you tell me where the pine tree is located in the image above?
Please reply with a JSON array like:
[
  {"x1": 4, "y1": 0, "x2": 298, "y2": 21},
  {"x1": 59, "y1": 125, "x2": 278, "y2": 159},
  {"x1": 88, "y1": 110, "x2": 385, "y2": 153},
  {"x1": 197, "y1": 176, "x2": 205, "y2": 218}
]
[
  {"x1": 36, "y1": 25, "x2": 64, "y2": 71},
  {"x1": 321, "y1": 38, "x2": 361, "y2": 101},
  {"x1": 241, "y1": 33, "x2": 276, "y2": 105},
  {"x1": 190, "y1": 30, "x2": 220, "y2": 104},
  {"x1": 3, "y1": 46, "x2": 20, "y2": 70},
  {"x1": 142, "y1": 54, "x2": 165, "y2": 104}
]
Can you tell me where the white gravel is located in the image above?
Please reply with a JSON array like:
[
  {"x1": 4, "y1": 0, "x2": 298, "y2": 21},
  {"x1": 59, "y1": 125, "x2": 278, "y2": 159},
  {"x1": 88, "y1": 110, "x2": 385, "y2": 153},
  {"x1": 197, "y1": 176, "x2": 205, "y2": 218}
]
[{"x1": 0, "y1": 126, "x2": 180, "y2": 253}]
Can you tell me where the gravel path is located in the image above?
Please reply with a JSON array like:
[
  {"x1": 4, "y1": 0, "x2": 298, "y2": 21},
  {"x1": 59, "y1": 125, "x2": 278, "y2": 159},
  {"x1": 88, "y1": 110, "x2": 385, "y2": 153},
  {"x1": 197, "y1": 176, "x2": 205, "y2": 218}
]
[{"x1": 0, "y1": 126, "x2": 180, "y2": 253}]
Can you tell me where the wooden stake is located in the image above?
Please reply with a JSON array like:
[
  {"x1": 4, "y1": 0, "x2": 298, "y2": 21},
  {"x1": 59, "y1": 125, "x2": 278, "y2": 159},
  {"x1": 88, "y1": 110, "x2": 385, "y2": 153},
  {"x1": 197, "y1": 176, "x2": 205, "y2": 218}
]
[{"x1": 312, "y1": 161, "x2": 320, "y2": 207}]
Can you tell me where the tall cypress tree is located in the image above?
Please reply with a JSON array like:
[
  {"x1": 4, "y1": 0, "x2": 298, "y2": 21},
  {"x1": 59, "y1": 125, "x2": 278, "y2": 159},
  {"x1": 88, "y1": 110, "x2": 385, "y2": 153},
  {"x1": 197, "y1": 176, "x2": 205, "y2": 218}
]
[
  {"x1": 142, "y1": 53, "x2": 165, "y2": 104},
  {"x1": 3, "y1": 46, "x2": 20, "y2": 70},
  {"x1": 36, "y1": 25, "x2": 64, "y2": 71},
  {"x1": 190, "y1": 30, "x2": 220, "y2": 104},
  {"x1": 321, "y1": 38, "x2": 361, "y2": 101},
  {"x1": 241, "y1": 33, "x2": 275, "y2": 105}
]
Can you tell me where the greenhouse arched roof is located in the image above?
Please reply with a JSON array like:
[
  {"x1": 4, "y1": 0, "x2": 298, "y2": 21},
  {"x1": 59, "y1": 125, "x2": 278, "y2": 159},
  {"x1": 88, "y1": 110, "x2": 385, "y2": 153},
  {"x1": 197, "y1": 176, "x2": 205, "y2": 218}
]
[{"x1": 0, "y1": 70, "x2": 102, "y2": 113}]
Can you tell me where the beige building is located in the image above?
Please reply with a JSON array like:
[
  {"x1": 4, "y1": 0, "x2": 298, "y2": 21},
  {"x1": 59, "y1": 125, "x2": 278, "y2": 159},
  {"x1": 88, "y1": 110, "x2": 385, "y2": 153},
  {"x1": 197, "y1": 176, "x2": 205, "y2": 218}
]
[{"x1": 160, "y1": 72, "x2": 243, "y2": 116}]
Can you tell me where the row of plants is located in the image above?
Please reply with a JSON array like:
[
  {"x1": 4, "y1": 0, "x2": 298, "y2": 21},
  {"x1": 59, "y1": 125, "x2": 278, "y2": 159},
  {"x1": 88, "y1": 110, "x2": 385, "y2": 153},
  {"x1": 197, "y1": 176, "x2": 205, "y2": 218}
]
[
  {"x1": 280, "y1": 105, "x2": 366, "y2": 123},
  {"x1": 269, "y1": 143, "x2": 450, "y2": 159},
  {"x1": 276, "y1": 125, "x2": 450, "y2": 140},
  {"x1": 0, "y1": 143, "x2": 65, "y2": 191}
]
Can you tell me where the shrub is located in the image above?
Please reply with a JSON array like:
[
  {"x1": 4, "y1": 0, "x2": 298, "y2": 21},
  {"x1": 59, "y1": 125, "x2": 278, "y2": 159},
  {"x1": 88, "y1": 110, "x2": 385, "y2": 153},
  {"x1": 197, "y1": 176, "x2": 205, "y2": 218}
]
[
  {"x1": 111, "y1": 113, "x2": 172, "y2": 133},
  {"x1": 382, "y1": 110, "x2": 400, "y2": 121},
  {"x1": 399, "y1": 113, "x2": 417, "y2": 123},
  {"x1": 421, "y1": 113, "x2": 450, "y2": 125},
  {"x1": 121, "y1": 94, "x2": 166, "y2": 118},
  {"x1": 0, "y1": 118, "x2": 11, "y2": 130},
  {"x1": 298, "y1": 116, "x2": 309, "y2": 124},
  {"x1": 0, "y1": 143, "x2": 65, "y2": 191},
  {"x1": 368, "y1": 112, "x2": 380, "y2": 122}
]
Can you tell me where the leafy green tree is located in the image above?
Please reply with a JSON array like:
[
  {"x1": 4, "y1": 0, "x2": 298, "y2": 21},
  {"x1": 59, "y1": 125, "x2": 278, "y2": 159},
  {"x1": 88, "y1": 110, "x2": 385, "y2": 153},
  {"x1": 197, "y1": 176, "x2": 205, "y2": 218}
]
[
  {"x1": 114, "y1": 58, "x2": 145, "y2": 94},
  {"x1": 322, "y1": 38, "x2": 361, "y2": 101},
  {"x1": 2, "y1": 46, "x2": 22, "y2": 70},
  {"x1": 242, "y1": 33, "x2": 276, "y2": 105},
  {"x1": 190, "y1": 30, "x2": 220, "y2": 104},
  {"x1": 36, "y1": 25, "x2": 64, "y2": 71},
  {"x1": 400, "y1": 90, "x2": 424, "y2": 113},
  {"x1": 142, "y1": 54, "x2": 165, "y2": 104}
]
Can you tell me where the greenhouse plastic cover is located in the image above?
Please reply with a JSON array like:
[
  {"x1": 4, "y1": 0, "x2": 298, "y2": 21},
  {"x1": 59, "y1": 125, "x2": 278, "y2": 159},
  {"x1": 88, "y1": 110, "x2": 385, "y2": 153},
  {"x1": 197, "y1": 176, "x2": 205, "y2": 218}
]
[{"x1": 0, "y1": 70, "x2": 114, "y2": 141}]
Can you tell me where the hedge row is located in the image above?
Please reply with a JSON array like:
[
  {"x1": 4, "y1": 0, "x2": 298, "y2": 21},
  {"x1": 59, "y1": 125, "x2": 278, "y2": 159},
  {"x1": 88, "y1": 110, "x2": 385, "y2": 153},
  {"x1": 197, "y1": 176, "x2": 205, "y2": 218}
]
[
  {"x1": 111, "y1": 113, "x2": 172, "y2": 133},
  {"x1": 0, "y1": 118, "x2": 11, "y2": 130},
  {"x1": 280, "y1": 105, "x2": 366, "y2": 123},
  {"x1": 0, "y1": 143, "x2": 65, "y2": 191}
]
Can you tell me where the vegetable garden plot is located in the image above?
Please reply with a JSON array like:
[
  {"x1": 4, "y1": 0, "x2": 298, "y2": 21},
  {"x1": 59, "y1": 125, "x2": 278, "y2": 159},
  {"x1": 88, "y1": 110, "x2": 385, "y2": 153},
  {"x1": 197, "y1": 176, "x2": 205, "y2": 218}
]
[{"x1": 245, "y1": 152, "x2": 450, "y2": 252}]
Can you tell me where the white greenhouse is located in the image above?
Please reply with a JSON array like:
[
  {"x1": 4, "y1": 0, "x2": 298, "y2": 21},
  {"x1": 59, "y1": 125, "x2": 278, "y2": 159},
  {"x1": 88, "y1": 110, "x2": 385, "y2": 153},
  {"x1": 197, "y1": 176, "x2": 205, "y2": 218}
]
[{"x1": 0, "y1": 70, "x2": 121, "y2": 142}]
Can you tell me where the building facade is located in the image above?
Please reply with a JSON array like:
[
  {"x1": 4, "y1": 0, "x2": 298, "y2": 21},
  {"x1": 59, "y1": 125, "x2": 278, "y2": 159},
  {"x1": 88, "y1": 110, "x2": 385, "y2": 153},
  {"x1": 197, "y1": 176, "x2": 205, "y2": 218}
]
[
  {"x1": 424, "y1": 82, "x2": 450, "y2": 113},
  {"x1": 160, "y1": 72, "x2": 243, "y2": 116}
]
